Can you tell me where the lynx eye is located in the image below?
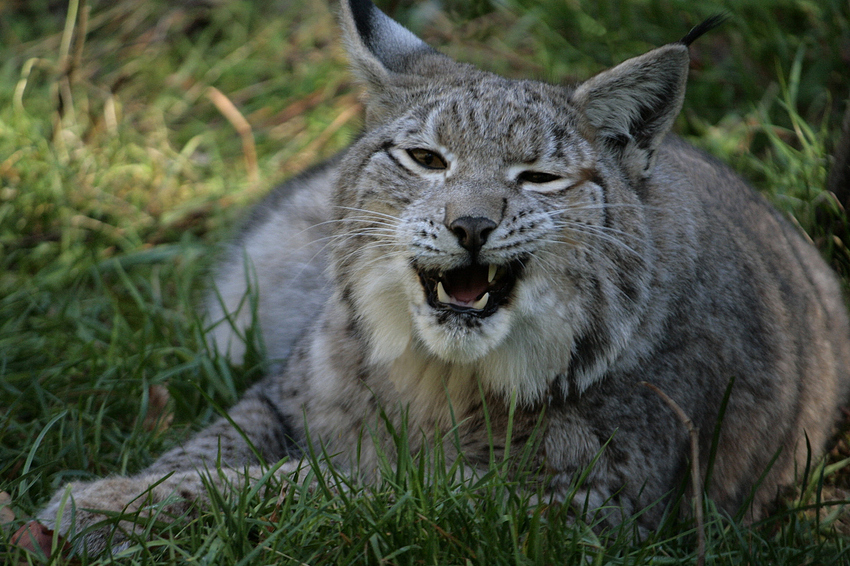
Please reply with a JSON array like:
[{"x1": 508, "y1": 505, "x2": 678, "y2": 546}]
[
  {"x1": 407, "y1": 148, "x2": 448, "y2": 170},
  {"x1": 518, "y1": 171, "x2": 561, "y2": 184}
]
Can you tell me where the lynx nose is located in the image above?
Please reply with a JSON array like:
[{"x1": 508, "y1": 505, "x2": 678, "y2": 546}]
[{"x1": 449, "y1": 216, "x2": 497, "y2": 255}]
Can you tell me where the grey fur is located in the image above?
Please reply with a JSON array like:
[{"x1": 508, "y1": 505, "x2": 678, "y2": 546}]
[{"x1": 37, "y1": 0, "x2": 850, "y2": 555}]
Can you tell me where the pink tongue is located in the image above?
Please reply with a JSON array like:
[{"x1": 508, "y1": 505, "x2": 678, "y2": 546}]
[{"x1": 443, "y1": 265, "x2": 489, "y2": 303}]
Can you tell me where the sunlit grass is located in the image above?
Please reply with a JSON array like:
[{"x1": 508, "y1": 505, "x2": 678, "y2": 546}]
[{"x1": 1, "y1": 0, "x2": 849, "y2": 563}]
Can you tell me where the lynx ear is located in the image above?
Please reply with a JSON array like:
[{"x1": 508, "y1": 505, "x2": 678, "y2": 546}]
[
  {"x1": 339, "y1": 0, "x2": 452, "y2": 124},
  {"x1": 571, "y1": 16, "x2": 725, "y2": 179},
  {"x1": 570, "y1": 44, "x2": 690, "y2": 178},
  {"x1": 340, "y1": 0, "x2": 432, "y2": 77}
]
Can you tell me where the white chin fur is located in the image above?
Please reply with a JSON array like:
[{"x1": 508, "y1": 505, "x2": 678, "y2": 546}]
[
  {"x1": 352, "y1": 260, "x2": 414, "y2": 364},
  {"x1": 358, "y1": 267, "x2": 571, "y2": 405},
  {"x1": 411, "y1": 302, "x2": 513, "y2": 363},
  {"x1": 357, "y1": 263, "x2": 513, "y2": 365}
]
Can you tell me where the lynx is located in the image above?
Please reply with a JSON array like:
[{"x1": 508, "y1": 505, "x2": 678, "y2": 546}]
[{"x1": 29, "y1": 0, "x2": 850, "y2": 555}]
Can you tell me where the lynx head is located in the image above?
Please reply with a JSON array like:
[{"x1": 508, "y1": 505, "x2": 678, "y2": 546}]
[{"x1": 328, "y1": 0, "x2": 717, "y2": 403}]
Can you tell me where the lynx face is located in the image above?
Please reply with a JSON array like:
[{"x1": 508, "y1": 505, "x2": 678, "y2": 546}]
[
  {"x1": 318, "y1": 0, "x2": 706, "y2": 403},
  {"x1": 330, "y1": 76, "x2": 650, "y2": 399}
]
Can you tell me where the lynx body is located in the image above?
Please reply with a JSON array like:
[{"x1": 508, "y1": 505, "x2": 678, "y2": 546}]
[{"x1": 35, "y1": 0, "x2": 850, "y2": 554}]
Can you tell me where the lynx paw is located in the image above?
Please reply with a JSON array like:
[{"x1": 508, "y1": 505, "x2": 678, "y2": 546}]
[
  {"x1": 30, "y1": 475, "x2": 197, "y2": 557},
  {"x1": 27, "y1": 461, "x2": 309, "y2": 557}
]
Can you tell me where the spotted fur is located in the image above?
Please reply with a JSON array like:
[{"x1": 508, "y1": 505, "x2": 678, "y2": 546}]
[{"x1": 37, "y1": 0, "x2": 850, "y2": 555}]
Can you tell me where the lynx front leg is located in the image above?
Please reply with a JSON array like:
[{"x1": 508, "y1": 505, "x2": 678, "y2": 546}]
[
  {"x1": 543, "y1": 389, "x2": 690, "y2": 531},
  {"x1": 23, "y1": 376, "x2": 304, "y2": 557},
  {"x1": 24, "y1": 460, "x2": 307, "y2": 557}
]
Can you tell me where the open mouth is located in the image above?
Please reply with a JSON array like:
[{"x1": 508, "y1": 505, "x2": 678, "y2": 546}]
[{"x1": 417, "y1": 260, "x2": 524, "y2": 317}]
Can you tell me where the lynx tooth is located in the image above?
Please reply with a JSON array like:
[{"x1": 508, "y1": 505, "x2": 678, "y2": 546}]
[
  {"x1": 437, "y1": 281, "x2": 451, "y2": 304},
  {"x1": 472, "y1": 292, "x2": 490, "y2": 311}
]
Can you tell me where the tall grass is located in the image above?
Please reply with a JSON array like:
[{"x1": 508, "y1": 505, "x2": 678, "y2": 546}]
[{"x1": 1, "y1": 0, "x2": 849, "y2": 563}]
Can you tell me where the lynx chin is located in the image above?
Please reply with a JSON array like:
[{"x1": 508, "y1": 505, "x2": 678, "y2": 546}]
[{"x1": 31, "y1": 0, "x2": 850, "y2": 555}]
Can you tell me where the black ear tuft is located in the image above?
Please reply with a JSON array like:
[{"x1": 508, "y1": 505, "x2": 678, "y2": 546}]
[
  {"x1": 348, "y1": 0, "x2": 380, "y2": 53},
  {"x1": 341, "y1": 0, "x2": 438, "y2": 75},
  {"x1": 679, "y1": 14, "x2": 728, "y2": 47}
]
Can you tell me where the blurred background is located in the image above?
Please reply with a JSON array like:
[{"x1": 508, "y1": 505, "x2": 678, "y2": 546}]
[{"x1": 0, "y1": 0, "x2": 849, "y2": 554}]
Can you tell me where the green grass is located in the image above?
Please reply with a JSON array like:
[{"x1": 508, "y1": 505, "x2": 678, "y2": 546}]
[{"x1": 1, "y1": 0, "x2": 849, "y2": 563}]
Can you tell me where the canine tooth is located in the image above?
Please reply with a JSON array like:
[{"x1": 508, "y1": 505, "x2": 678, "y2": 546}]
[
  {"x1": 488, "y1": 264, "x2": 497, "y2": 283},
  {"x1": 437, "y1": 281, "x2": 451, "y2": 304},
  {"x1": 472, "y1": 292, "x2": 489, "y2": 310}
]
